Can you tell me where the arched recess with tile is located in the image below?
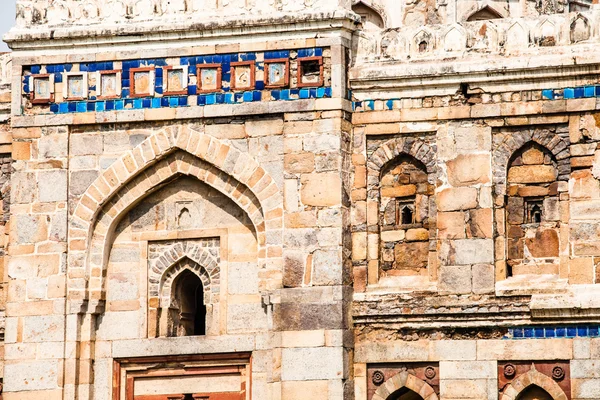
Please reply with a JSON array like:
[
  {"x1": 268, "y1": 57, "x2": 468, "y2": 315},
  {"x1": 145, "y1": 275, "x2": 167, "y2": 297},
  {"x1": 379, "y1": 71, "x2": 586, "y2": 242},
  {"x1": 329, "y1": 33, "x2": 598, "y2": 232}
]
[
  {"x1": 500, "y1": 368, "x2": 568, "y2": 400},
  {"x1": 372, "y1": 371, "x2": 439, "y2": 400}
]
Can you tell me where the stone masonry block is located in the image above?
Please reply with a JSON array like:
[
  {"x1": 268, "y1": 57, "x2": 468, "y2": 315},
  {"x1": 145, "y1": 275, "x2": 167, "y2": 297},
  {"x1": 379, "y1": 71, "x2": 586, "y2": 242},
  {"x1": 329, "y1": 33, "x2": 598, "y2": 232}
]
[{"x1": 281, "y1": 347, "x2": 344, "y2": 381}]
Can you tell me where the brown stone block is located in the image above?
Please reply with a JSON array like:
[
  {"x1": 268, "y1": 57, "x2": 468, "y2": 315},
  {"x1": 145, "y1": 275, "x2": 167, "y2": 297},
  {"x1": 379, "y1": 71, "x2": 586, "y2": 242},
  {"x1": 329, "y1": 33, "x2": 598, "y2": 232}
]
[
  {"x1": 517, "y1": 186, "x2": 549, "y2": 197},
  {"x1": 405, "y1": 228, "x2": 429, "y2": 242},
  {"x1": 507, "y1": 165, "x2": 557, "y2": 184},
  {"x1": 393, "y1": 241, "x2": 428, "y2": 271},
  {"x1": 381, "y1": 184, "x2": 416, "y2": 198},
  {"x1": 12, "y1": 141, "x2": 30, "y2": 160},
  {"x1": 437, "y1": 187, "x2": 478, "y2": 212},
  {"x1": 569, "y1": 257, "x2": 594, "y2": 284},
  {"x1": 467, "y1": 208, "x2": 493, "y2": 239},
  {"x1": 273, "y1": 302, "x2": 344, "y2": 331},
  {"x1": 446, "y1": 154, "x2": 491, "y2": 187},
  {"x1": 438, "y1": 212, "x2": 466, "y2": 239},
  {"x1": 525, "y1": 229, "x2": 559, "y2": 258},
  {"x1": 353, "y1": 266, "x2": 367, "y2": 293}
]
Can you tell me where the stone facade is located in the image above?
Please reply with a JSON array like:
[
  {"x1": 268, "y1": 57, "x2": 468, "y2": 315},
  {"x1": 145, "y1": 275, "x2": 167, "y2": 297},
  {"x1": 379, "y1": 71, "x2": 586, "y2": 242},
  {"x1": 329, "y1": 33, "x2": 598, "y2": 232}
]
[{"x1": 0, "y1": 0, "x2": 599, "y2": 399}]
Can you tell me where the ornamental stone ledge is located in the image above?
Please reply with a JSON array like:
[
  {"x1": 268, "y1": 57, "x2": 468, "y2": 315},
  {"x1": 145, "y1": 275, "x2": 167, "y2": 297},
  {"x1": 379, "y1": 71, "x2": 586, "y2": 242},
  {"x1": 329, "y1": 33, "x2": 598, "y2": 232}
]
[{"x1": 530, "y1": 285, "x2": 600, "y2": 319}]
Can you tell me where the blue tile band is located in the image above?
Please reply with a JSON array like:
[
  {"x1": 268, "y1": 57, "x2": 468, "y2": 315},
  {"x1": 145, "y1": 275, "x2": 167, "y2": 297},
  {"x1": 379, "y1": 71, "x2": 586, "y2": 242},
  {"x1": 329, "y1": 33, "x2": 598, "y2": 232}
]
[{"x1": 506, "y1": 325, "x2": 600, "y2": 339}]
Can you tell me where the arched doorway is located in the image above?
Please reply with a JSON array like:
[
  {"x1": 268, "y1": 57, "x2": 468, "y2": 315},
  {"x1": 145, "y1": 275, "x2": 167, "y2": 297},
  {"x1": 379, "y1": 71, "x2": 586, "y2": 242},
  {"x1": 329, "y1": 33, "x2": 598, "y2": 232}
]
[
  {"x1": 516, "y1": 385, "x2": 553, "y2": 400},
  {"x1": 388, "y1": 387, "x2": 424, "y2": 400}
]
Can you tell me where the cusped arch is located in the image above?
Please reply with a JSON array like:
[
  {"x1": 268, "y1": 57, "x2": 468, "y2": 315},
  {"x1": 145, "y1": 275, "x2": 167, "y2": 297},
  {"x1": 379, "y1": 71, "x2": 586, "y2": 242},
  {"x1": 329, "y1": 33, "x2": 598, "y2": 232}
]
[
  {"x1": 493, "y1": 130, "x2": 570, "y2": 192},
  {"x1": 500, "y1": 368, "x2": 568, "y2": 400},
  {"x1": 372, "y1": 371, "x2": 439, "y2": 400},
  {"x1": 368, "y1": 137, "x2": 436, "y2": 179},
  {"x1": 352, "y1": 0, "x2": 387, "y2": 30},
  {"x1": 69, "y1": 126, "x2": 282, "y2": 302}
]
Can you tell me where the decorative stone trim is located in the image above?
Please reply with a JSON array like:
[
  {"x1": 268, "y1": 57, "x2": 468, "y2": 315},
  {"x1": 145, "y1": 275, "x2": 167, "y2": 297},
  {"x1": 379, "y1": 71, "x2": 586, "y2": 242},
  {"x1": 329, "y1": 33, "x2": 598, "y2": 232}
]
[
  {"x1": 367, "y1": 137, "x2": 437, "y2": 179},
  {"x1": 500, "y1": 368, "x2": 568, "y2": 400},
  {"x1": 372, "y1": 371, "x2": 439, "y2": 400},
  {"x1": 68, "y1": 126, "x2": 283, "y2": 304}
]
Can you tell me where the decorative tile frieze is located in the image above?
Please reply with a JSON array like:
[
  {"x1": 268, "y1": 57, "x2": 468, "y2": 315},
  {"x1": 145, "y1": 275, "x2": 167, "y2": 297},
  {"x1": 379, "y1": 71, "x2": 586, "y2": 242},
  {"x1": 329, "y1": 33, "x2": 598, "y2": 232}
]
[
  {"x1": 21, "y1": 47, "x2": 332, "y2": 115},
  {"x1": 506, "y1": 325, "x2": 600, "y2": 339}
]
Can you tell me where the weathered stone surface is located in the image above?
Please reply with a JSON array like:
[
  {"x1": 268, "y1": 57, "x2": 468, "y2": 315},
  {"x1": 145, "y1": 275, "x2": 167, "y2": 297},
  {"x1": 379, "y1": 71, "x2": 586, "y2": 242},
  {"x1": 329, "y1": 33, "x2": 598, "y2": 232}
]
[
  {"x1": 437, "y1": 187, "x2": 478, "y2": 211},
  {"x1": 446, "y1": 154, "x2": 490, "y2": 186},
  {"x1": 300, "y1": 173, "x2": 341, "y2": 207},
  {"x1": 508, "y1": 165, "x2": 557, "y2": 184}
]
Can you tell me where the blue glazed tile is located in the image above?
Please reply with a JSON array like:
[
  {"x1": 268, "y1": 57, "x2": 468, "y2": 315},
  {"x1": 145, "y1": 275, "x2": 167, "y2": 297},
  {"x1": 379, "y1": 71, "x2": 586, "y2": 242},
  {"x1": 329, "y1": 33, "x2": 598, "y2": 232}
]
[
  {"x1": 114, "y1": 100, "x2": 124, "y2": 110},
  {"x1": 545, "y1": 328, "x2": 555, "y2": 338},
  {"x1": 257, "y1": 63, "x2": 265, "y2": 72},
  {"x1": 54, "y1": 73, "x2": 62, "y2": 84},
  {"x1": 188, "y1": 65, "x2": 197, "y2": 75},
  {"x1": 89, "y1": 85, "x2": 97, "y2": 91},
  {"x1": 95, "y1": 101, "x2": 105, "y2": 112},
  {"x1": 121, "y1": 89, "x2": 130, "y2": 98},
  {"x1": 299, "y1": 89, "x2": 310, "y2": 99},
  {"x1": 152, "y1": 98, "x2": 161, "y2": 108},
  {"x1": 105, "y1": 100, "x2": 115, "y2": 111},
  {"x1": 366, "y1": 100, "x2": 375, "y2": 111},
  {"x1": 534, "y1": 328, "x2": 544, "y2": 338},
  {"x1": 125, "y1": 99, "x2": 134, "y2": 108},
  {"x1": 213, "y1": 55, "x2": 223, "y2": 64},
  {"x1": 353, "y1": 101, "x2": 362, "y2": 111},
  {"x1": 298, "y1": 49, "x2": 308, "y2": 58},
  {"x1": 315, "y1": 48, "x2": 323, "y2": 57},
  {"x1": 222, "y1": 72, "x2": 231, "y2": 82},
  {"x1": 252, "y1": 91, "x2": 261, "y2": 101},
  {"x1": 31, "y1": 65, "x2": 41, "y2": 74},
  {"x1": 59, "y1": 103, "x2": 69, "y2": 113},
  {"x1": 240, "y1": 53, "x2": 257, "y2": 61},
  {"x1": 265, "y1": 51, "x2": 280, "y2": 60},
  {"x1": 585, "y1": 86, "x2": 595, "y2": 97},
  {"x1": 574, "y1": 87, "x2": 584, "y2": 98},
  {"x1": 280, "y1": 90, "x2": 290, "y2": 101},
  {"x1": 65, "y1": 64, "x2": 73, "y2": 72},
  {"x1": 595, "y1": 86, "x2": 600, "y2": 97},
  {"x1": 86, "y1": 102, "x2": 95, "y2": 112},
  {"x1": 132, "y1": 98, "x2": 142, "y2": 109},
  {"x1": 309, "y1": 88, "x2": 317, "y2": 98},
  {"x1": 524, "y1": 328, "x2": 534, "y2": 338},
  {"x1": 222, "y1": 54, "x2": 232, "y2": 64},
  {"x1": 567, "y1": 327, "x2": 577, "y2": 337},
  {"x1": 142, "y1": 98, "x2": 151, "y2": 108},
  {"x1": 87, "y1": 63, "x2": 98, "y2": 72},
  {"x1": 123, "y1": 60, "x2": 140, "y2": 70},
  {"x1": 155, "y1": 68, "x2": 163, "y2": 78},
  {"x1": 206, "y1": 94, "x2": 216, "y2": 105},
  {"x1": 243, "y1": 91, "x2": 253, "y2": 102},
  {"x1": 216, "y1": 94, "x2": 224, "y2": 104},
  {"x1": 556, "y1": 327, "x2": 566, "y2": 337},
  {"x1": 155, "y1": 87, "x2": 163, "y2": 95},
  {"x1": 234, "y1": 93, "x2": 244, "y2": 102},
  {"x1": 564, "y1": 88, "x2": 575, "y2": 99},
  {"x1": 386, "y1": 99, "x2": 394, "y2": 110},
  {"x1": 155, "y1": 77, "x2": 163, "y2": 87},
  {"x1": 290, "y1": 89, "x2": 299, "y2": 97},
  {"x1": 122, "y1": 79, "x2": 130, "y2": 88},
  {"x1": 50, "y1": 103, "x2": 59, "y2": 113},
  {"x1": 325, "y1": 87, "x2": 332, "y2": 97},
  {"x1": 77, "y1": 102, "x2": 87, "y2": 113},
  {"x1": 169, "y1": 97, "x2": 178, "y2": 107},
  {"x1": 542, "y1": 90, "x2": 554, "y2": 100},
  {"x1": 180, "y1": 57, "x2": 191, "y2": 66},
  {"x1": 256, "y1": 81, "x2": 265, "y2": 90},
  {"x1": 197, "y1": 95, "x2": 206, "y2": 106},
  {"x1": 589, "y1": 326, "x2": 600, "y2": 337},
  {"x1": 513, "y1": 328, "x2": 523, "y2": 338},
  {"x1": 179, "y1": 97, "x2": 188, "y2": 106},
  {"x1": 46, "y1": 65, "x2": 56, "y2": 73},
  {"x1": 317, "y1": 87, "x2": 325, "y2": 98},
  {"x1": 204, "y1": 56, "x2": 214, "y2": 64},
  {"x1": 80, "y1": 64, "x2": 89, "y2": 72},
  {"x1": 225, "y1": 93, "x2": 234, "y2": 103},
  {"x1": 188, "y1": 86, "x2": 197, "y2": 95},
  {"x1": 578, "y1": 326, "x2": 588, "y2": 337},
  {"x1": 68, "y1": 102, "x2": 77, "y2": 113},
  {"x1": 271, "y1": 90, "x2": 280, "y2": 100}
]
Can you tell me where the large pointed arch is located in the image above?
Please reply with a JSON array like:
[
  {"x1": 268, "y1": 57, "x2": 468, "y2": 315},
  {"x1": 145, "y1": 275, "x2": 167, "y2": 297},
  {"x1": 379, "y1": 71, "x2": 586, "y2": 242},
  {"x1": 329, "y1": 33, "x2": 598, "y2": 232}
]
[
  {"x1": 68, "y1": 125, "x2": 282, "y2": 304},
  {"x1": 372, "y1": 371, "x2": 438, "y2": 400},
  {"x1": 500, "y1": 368, "x2": 568, "y2": 400}
]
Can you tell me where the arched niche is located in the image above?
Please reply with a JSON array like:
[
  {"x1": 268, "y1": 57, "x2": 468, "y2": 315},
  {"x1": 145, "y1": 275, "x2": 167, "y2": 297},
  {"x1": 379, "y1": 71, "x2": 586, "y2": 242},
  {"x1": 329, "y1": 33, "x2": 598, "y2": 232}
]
[
  {"x1": 517, "y1": 385, "x2": 553, "y2": 400},
  {"x1": 500, "y1": 368, "x2": 568, "y2": 400},
  {"x1": 467, "y1": 5, "x2": 503, "y2": 21},
  {"x1": 372, "y1": 371, "x2": 438, "y2": 400},
  {"x1": 352, "y1": 0, "x2": 386, "y2": 31}
]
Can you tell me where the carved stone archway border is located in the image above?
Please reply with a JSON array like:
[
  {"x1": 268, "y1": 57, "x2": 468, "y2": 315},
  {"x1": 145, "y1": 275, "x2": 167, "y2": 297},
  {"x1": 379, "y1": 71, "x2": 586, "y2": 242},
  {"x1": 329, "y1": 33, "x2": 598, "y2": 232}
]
[
  {"x1": 372, "y1": 371, "x2": 439, "y2": 400},
  {"x1": 500, "y1": 368, "x2": 568, "y2": 400}
]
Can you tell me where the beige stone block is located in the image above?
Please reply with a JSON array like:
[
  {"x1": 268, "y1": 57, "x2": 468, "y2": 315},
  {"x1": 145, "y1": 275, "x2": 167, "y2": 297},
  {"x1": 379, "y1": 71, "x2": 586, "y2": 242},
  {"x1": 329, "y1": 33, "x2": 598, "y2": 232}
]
[
  {"x1": 570, "y1": 257, "x2": 595, "y2": 284},
  {"x1": 507, "y1": 165, "x2": 557, "y2": 184},
  {"x1": 476, "y1": 338, "x2": 572, "y2": 360},
  {"x1": 437, "y1": 187, "x2": 478, "y2": 211},
  {"x1": 381, "y1": 184, "x2": 417, "y2": 198},
  {"x1": 246, "y1": 118, "x2": 284, "y2": 137},
  {"x1": 281, "y1": 347, "x2": 344, "y2": 381},
  {"x1": 3, "y1": 390, "x2": 63, "y2": 400},
  {"x1": 285, "y1": 153, "x2": 315, "y2": 174},
  {"x1": 573, "y1": 339, "x2": 591, "y2": 360},
  {"x1": 440, "y1": 379, "x2": 488, "y2": 399},
  {"x1": 439, "y1": 265, "x2": 472, "y2": 294},
  {"x1": 354, "y1": 340, "x2": 429, "y2": 363},
  {"x1": 300, "y1": 173, "x2": 341, "y2": 207},
  {"x1": 381, "y1": 230, "x2": 405, "y2": 242},
  {"x1": 282, "y1": 380, "x2": 329, "y2": 399},
  {"x1": 4, "y1": 360, "x2": 60, "y2": 391},
  {"x1": 405, "y1": 228, "x2": 428, "y2": 242},
  {"x1": 571, "y1": 378, "x2": 600, "y2": 399},
  {"x1": 429, "y1": 340, "x2": 476, "y2": 361},
  {"x1": 446, "y1": 154, "x2": 491, "y2": 187},
  {"x1": 439, "y1": 361, "x2": 495, "y2": 379},
  {"x1": 352, "y1": 232, "x2": 367, "y2": 261},
  {"x1": 281, "y1": 330, "x2": 325, "y2": 348},
  {"x1": 438, "y1": 212, "x2": 466, "y2": 239}
]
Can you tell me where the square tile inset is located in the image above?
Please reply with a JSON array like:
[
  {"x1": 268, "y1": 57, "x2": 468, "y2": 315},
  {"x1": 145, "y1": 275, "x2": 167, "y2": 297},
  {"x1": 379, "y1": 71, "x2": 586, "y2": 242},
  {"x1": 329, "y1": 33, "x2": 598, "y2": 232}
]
[
  {"x1": 29, "y1": 74, "x2": 55, "y2": 104},
  {"x1": 163, "y1": 66, "x2": 188, "y2": 95},
  {"x1": 97, "y1": 70, "x2": 122, "y2": 99},
  {"x1": 130, "y1": 67, "x2": 155, "y2": 97},
  {"x1": 197, "y1": 64, "x2": 222, "y2": 93},
  {"x1": 231, "y1": 61, "x2": 255, "y2": 90},
  {"x1": 297, "y1": 56, "x2": 324, "y2": 88},
  {"x1": 264, "y1": 59, "x2": 289, "y2": 89}
]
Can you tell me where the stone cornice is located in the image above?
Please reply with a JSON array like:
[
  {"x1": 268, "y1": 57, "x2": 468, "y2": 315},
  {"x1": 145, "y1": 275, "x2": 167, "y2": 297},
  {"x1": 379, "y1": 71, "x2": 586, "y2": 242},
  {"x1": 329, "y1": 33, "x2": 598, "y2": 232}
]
[{"x1": 5, "y1": 10, "x2": 359, "y2": 52}]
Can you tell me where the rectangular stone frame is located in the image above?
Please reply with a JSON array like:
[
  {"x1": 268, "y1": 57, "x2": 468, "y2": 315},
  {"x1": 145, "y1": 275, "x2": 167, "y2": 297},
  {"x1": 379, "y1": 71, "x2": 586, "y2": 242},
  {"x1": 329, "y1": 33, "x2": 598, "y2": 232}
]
[
  {"x1": 113, "y1": 352, "x2": 252, "y2": 400},
  {"x1": 62, "y1": 71, "x2": 89, "y2": 101},
  {"x1": 162, "y1": 65, "x2": 189, "y2": 96},
  {"x1": 96, "y1": 69, "x2": 123, "y2": 100},
  {"x1": 129, "y1": 67, "x2": 156, "y2": 98},
  {"x1": 196, "y1": 63, "x2": 223, "y2": 93},
  {"x1": 264, "y1": 58, "x2": 290, "y2": 89},
  {"x1": 230, "y1": 61, "x2": 256, "y2": 91},
  {"x1": 296, "y1": 56, "x2": 324, "y2": 88},
  {"x1": 28, "y1": 73, "x2": 55, "y2": 104}
]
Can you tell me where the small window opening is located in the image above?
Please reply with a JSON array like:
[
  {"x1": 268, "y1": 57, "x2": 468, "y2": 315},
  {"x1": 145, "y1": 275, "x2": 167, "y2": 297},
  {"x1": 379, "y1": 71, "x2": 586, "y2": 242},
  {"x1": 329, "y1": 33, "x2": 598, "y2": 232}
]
[
  {"x1": 302, "y1": 60, "x2": 320, "y2": 77},
  {"x1": 401, "y1": 206, "x2": 414, "y2": 225},
  {"x1": 419, "y1": 41, "x2": 428, "y2": 53},
  {"x1": 171, "y1": 270, "x2": 206, "y2": 337},
  {"x1": 395, "y1": 198, "x2": 416, "y2": 226},
  {"x1": 526, "y1": 199, "x2": 544, "y2": 224}
]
